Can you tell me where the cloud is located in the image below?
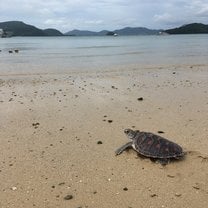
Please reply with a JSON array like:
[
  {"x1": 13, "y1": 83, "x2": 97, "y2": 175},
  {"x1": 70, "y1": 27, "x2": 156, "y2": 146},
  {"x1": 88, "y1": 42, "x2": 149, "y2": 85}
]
[
  {"x1": 197, "y1": 6, "x2": 208, "y2": 16},
  {"x1": 195, "y1": 1, "x2": 208, "y2": 17},
  {"x1": 153, "y1": 13, "x2": 186, "y2": 28},
  {"x1": 0, "y1": 0, "x2": 208, "y2": 32},
  {"x1": 154, "y1": 13, "x2": 173, "y2": 22},
  {"x1": 153, "y1": 1, "x2": 208, "y2": 28}
]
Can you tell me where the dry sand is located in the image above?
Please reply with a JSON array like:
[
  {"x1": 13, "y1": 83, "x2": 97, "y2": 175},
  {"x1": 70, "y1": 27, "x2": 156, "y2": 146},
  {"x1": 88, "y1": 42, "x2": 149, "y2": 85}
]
[{"x1": 0, "y1": 64, "x2": 208, "y2": 208}]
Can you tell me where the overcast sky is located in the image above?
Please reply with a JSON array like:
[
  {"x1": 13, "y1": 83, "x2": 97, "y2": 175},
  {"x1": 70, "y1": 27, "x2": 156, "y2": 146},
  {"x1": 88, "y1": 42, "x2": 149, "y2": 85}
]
[{"x1": 0, "y1": 0, "x2": 208, "y2": 32}]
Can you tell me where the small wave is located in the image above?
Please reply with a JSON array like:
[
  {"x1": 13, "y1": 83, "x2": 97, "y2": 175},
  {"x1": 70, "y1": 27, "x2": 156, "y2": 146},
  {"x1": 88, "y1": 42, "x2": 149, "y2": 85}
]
[
  {"x1": 75, "y1": 45, "x2": 122, "y2": 49},
  {"x1": 71, "y1": 51, "x2": 142, "y2": 58}
]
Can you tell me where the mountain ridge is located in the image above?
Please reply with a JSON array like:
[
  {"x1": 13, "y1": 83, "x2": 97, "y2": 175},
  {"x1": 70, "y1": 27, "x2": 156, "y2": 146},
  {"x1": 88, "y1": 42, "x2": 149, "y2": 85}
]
[
  {"x1": 1, "y1": 21, "x2": 208, "y2": 37},
  {"x1": 65, "y1": 27, "x2": 161, "y2": 36}
]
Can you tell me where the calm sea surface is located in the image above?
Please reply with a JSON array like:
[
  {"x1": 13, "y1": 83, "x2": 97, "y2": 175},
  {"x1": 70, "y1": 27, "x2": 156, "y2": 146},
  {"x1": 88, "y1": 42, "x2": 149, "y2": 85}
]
[{"x1": 0, "y1": 35, "x2": 208, "y2": 72}]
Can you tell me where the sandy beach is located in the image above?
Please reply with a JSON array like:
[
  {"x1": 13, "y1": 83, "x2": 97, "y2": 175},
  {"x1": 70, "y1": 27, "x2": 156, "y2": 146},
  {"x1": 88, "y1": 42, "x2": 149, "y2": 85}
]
[{"x1": 0, "y1": 64, "x2": 208, "y2": 208}]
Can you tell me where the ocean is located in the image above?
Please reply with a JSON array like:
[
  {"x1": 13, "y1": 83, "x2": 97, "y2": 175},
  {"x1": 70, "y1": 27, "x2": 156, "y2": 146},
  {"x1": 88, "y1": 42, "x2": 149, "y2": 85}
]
[{"x1": 0, "y1": 35, "x2": 208, "y2": 73}]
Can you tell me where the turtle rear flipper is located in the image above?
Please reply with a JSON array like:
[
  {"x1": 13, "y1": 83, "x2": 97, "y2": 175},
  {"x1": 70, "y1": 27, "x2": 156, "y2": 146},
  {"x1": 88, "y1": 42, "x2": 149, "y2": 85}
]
[
  {"x1": 115, "y1": 142, "x2": 132, "y2": 155},
  {"x1": 157, "y1": 158, "x2": 170, "y2": 166},
  {"x1": 150, "y1": 158, "x2": 170, "y2": 165}
]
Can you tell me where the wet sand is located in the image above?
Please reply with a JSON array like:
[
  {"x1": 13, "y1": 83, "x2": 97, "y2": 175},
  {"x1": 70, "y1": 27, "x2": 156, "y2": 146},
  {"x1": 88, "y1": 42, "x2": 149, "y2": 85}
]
[{"x1": 0, "y1": 65, "x2": 208, "y2": 208}]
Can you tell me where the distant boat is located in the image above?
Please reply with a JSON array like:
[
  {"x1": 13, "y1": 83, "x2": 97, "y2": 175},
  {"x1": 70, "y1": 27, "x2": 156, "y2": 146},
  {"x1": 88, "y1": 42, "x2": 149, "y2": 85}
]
[
  {"x1": 158, "y1": 31, "x2": 169, "y2": 35},
  {"x1": 106, "y1": 31, "x2": 118, "y2": 36}
]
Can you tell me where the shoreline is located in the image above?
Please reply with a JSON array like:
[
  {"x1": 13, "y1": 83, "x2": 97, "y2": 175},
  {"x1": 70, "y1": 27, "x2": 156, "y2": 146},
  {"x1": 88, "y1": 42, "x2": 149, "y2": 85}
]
[
  {"x1": 0, "y1": 64, "x2": 208, "y2": 207},
  {"x1": 0, "y1": 62, "x2": 208, "y2": 75}
]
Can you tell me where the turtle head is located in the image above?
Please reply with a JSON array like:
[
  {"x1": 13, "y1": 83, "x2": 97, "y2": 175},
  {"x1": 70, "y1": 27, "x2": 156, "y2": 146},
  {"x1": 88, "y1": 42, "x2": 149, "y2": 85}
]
[{"x1": 124, "y1": 129, "x2": 139, "y2": 140}]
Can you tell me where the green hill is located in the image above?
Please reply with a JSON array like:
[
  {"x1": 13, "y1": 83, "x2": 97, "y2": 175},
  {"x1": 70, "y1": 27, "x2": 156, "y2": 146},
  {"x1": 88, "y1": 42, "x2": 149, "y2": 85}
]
[
  {"x1": 0, "y1": 21, "x2": 45, "y2": 36},
  {"x1": 114, "y1": 27, "x2": 161, "y2": 35},
  {"x1": 0, "y1": 21, "x2": 63, "y2": 36},
  {"x1": 165, "y1": 23, "x2": 208, "y2": 34},
  {"x1": 43, "y1": 28, "x2": 63, "y2": 36}
]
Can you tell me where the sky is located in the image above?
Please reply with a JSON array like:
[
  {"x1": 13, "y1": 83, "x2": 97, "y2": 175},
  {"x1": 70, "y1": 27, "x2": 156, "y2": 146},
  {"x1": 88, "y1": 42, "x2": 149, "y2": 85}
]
[{"x1": 0, "y1": 0, "x2": 208, "y2": 32}]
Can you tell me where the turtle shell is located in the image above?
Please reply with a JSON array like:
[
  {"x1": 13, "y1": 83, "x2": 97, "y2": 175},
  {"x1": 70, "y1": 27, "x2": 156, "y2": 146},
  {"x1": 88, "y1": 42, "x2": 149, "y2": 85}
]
[{"x1": 132, "y1": 132, "x2": 184, "y2": 159}]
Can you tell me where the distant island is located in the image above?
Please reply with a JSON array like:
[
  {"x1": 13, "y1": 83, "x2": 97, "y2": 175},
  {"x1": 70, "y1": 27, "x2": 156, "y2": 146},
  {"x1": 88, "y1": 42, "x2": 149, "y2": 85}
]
[
  {"x1": 1, "y1": 21, "x2": 208, "y2": 37},
  {"x1": 165, "y1": 23, "x2": 208, "y2": 34},
  {"x1": 65, "y1": 27, "x2": 161, "y2": 36}
]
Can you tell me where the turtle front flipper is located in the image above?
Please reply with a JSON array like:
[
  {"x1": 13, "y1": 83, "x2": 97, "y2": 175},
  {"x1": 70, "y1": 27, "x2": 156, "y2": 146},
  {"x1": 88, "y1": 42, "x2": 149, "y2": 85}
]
[{"x1": 115, "y1": 142, "x2": 133, "y2": 155}]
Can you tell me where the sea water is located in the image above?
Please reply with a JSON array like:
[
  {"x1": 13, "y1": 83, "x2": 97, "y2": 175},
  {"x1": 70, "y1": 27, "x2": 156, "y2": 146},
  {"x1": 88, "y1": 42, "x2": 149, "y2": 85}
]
[{"x1": 0, "y1": 35, "x2": 208, "y2": 73}]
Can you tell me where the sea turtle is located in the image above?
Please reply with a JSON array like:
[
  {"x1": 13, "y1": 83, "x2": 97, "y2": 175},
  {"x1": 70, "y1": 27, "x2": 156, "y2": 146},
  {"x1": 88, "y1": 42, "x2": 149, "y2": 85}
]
[{"x1": 115, "y1": 129, "x2": 184, "y2": 165}]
